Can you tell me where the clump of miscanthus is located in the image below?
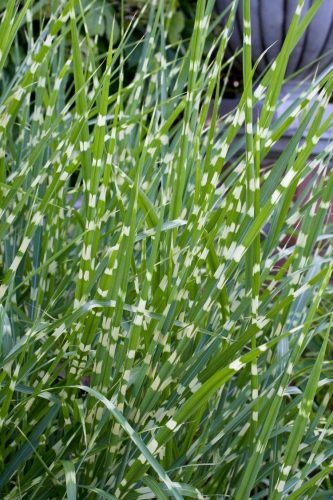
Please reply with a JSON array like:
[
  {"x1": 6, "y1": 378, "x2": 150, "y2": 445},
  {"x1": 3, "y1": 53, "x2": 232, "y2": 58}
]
[{"x1": 0, "y1": 0, "x2": 332, "y2": 498}]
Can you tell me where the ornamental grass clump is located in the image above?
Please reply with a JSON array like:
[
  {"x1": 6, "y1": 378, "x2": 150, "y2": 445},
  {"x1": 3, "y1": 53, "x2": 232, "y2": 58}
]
[{"x1": 0, "y1": 0, "x2": 333, "y2": 498}]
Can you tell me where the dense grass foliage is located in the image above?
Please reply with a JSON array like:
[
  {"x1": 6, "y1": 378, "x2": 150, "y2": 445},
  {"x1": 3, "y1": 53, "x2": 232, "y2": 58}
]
[{"x1": 0, "y1": 0, "x2": 333, "y2": 498}]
